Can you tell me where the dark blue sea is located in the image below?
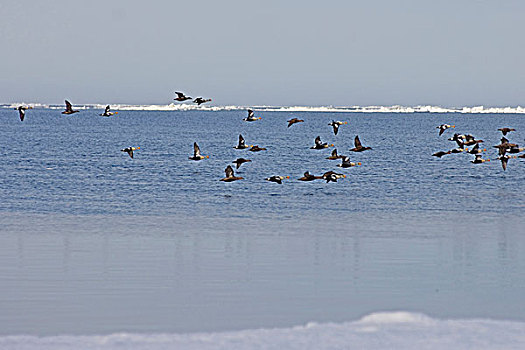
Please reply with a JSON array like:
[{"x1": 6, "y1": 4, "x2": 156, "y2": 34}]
[{"x1": 1, "y1": 108, "x2": 524, "y2": 344}]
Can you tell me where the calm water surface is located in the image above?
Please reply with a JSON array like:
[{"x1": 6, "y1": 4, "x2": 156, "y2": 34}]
[{"x1": 0, "y1": 109, "x2": 524, "y2": 335}]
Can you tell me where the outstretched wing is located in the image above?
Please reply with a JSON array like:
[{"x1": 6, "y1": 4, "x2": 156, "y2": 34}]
[
  {"x1": 315, "y1": 136, "x2": 322, "y2": 146},
  {"x1": 194, "y1": 142, "x2": 201, "y2": 157},
  {"x1": 247, "y1": 109, "x2": 254, "y2": 118},
  {"x1": 333, "y1": 123, "x2": 339, "y2": 135},
  {"x1": 65, "y1": 100, "x2": 73, "y2": 112},
  {"x1": 238, "y1": 134, "x2": 245, "y2": 147},
  {"x1": 225, "y1": 165, "x2": 234, "y2": 178},
  {"x1": 105, "y1": 105, "x2": 110, "y2": 114},
  {"x1": 331, "y1": 149, "x2": 338, "y2": 157},
  {"x1": 439, "y1": 127, "x2": 445, "y2": 136},
  {"x1": 18, "y1": 107, "x2": 25, "y2": 121},
  {"x1": 175, "y1": 92, "x2": 185, "y2": 98},
  {"x1": 354, "y1": 135, "x2": 362, "y2": 148},
  {"x1": 501, "y1": 157, "x2": 508, "y2": 171}
]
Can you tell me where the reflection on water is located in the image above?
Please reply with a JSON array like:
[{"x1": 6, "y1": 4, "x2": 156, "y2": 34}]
[{"x1": 1, "y1": 212, "x2": 524, "y2": 335}]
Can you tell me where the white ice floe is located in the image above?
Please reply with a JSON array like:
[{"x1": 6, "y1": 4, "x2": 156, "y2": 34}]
[
  {"x1": 1, "y1": 312, "x2": 525, "y2": 350},
  {"x1": 3, "y1": 103, "x2": 525, "y2": 113}
]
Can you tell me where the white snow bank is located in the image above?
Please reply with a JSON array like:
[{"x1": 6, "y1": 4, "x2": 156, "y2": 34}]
[
  {"x1": 3, "y1": 103, "x2": 525, "y2": 113},
  {"x1": 2, "y1": 312, "x2": 525, "y2": 350}
]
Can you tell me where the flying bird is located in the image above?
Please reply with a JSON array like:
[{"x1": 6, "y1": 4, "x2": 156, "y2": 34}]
[
  {"x1": 328, "y1": 120, "x2": 347, "y2": 135},
  {"x1": 14, "y1": 106, "x2": 32, "y2": 121},
  {"x1": 287, "y1": 118, "x2": 304, "y2": 127},
  {"x1": 189, "y1": 142, "x2": 209, "y2": 160},
  {"x1": 62, "y1": 100, "x2": 79, "y2": 115},
  {"x1": 326, "y1": 148, "x2": 345, "y2": 160},
  {"x1": 193, "y1": 97, "x2": 211, "y2": 105},
  {"x1": 174, "y1": 92, "x2": 192, "y2": 101},
  {"x1": 265, "y1": 175, "x2": 290, "y2": 184},
  {"x1": 220, "y1": 165, "x2": 243, "y2": 182},
  {"x1": 121, "y1": 146, "x2": 140, "y2": 159},
  {"x1": 337, "y1": 156, "x2": 361, "y2": 168},
  {"x1": 349, "y1": 135, "x2": 371, "y2": 152},
  {"x1": 310, "y1": 136, "x2": 333, "y2": 149},
  {"x1": 322, "y1": 171, "x2": 346, "y2": 183},
  {"x1": 298, "y1": 171, "x2": 322, "y2": 181},
  {"x1": 243, "y1": 109, "x2": 261, "y2": 122},
  {"x1": 437, "y1": 124, "x2": 455, "y2": 136},
  {"x1": 100, "y1": 105, "x2": 117, "y2": 117},
  {"x1": 249, "y1": 145, "x2": 267, "y2": 152},
  {"x1": 232, "y1": 158, "x2": 252, "y2": 169},
  {"x1": 234, "y1": 134, "x2": 251, "y2": 149},
  {"x1": 471, "y1": 155, "x2": 490, "y2": 164},
  {"x1": 432, "y1": 150, "x2": 452, "y2": 158}
]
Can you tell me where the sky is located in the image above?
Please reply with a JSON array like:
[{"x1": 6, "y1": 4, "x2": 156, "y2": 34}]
[{"x1": 1, "y1": 0, "x2": 525, "y2": 106}]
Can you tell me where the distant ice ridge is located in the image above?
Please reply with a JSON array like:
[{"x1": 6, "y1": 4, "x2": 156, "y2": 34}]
[
  {"x1": 2, "y1": 312, "x2": 525, "y2": 350},
  {"x1": 3, "y1": 103, "x2": 525, "y2": 114}
]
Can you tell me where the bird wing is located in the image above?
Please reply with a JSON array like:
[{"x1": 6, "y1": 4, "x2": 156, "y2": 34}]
[
  {"x1": 19, "y1": 108, "x2": 25, "y2": 121},
  {"x1": 354, "y1": 135, "x2": 362, "y2": 148},
  {"x1": 175, "y1": 92, "x2": 185, "y2": 98},
  {"x1": 333, "y1": 124, "x2": 339, "y2": 135},
  {"x1": 315, "y1": 136, "x2": 322, "y2": 146},
  {"x1": 65, "y1": 100, "x2": 73, "y2": 112},
  {"x1": 439, "y1": 127, "x2": 445, "y2": 136},
  {"x1": 225, "y1": 165, "x2": 234, "y2": 178},
  {"x1": 247, "y1": 109, "x2": 254, "y2": 118},
  {"x1": 331, "y1": 149, "x2": 338, "y2": 157},
  {"x1": 501, "y1": 157, "x2": 508, "y2": 171},
  {"x1": 105, "y1": 105, "x2": 110, "y2": 114},
  {"x1": 239, "y1": 134, "x2": 245, "y2": 147},
  {"x1": 194, "y1": 142, "x2": 201, "y2": 157}
]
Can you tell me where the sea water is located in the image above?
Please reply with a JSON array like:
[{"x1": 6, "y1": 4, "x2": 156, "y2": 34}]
[{"x1": 1, "y1": 108, "x2": 524, "y2": 348}]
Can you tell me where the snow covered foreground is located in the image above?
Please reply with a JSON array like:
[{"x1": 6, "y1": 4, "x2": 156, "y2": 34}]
[{"x1": 2, "y1": 312, "x2": 525, "y2": 350}]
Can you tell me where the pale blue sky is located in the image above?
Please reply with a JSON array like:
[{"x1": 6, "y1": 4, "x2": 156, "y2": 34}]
[{"x1": 1, "y1": 0, "x2": 524, "y2": 106}]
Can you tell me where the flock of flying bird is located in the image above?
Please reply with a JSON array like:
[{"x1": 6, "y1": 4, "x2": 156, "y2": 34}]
[
  {"x1": 13, "y1": 94, "x2": 522, "y2": 179},
  {"x1": 432, "y1": 124, "x2": 524, "y2": 170}
]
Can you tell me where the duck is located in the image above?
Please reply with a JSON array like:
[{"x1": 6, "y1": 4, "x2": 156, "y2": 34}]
[
  {"x1": 100, "y1": 105, "x2": 117, "y2": 117},
  {"x1": 121, "y1": 146, "x2": 140, "y2": 158},
  {"x1": 493, "y1": 138, "x2": 518, "y2": 156},
  {"x1": 349, "y1": 135, "x2": 371, "y2": 152},
  {"x1": 243, "y1": 109, "x2": 262, "y2": 122},
  {"x1": 298, "y1": 171, "x2": 322, "y2": 181},
  {"x1": 193, "y1": 97, "x2": 212, "y2": 105},
  {"x1": 265, "y1": 175, "x2": 290, "y2": 184},
  {"x1": 326, "y1": 148, "x2": 345, "y2": 160},
  {"x1": 508, "y1": 146, "x2": 525, "y2": 154},
  {"x1": 232, "y1": 158, "x2": 252, "y2": 169},
  {"x1": 62, "y1": 100, "x2": 79, "y2": 115},
  {"x1": 328, "y1": 120, "x2": 348, "y2": 135},
  {"x1": 337, "y1": 156, "x2": 361, "y2": 168},
  {"x1": 220, "y1": 165, "x2": 243, "y2": 182},
  {"x1": 467, "y1": 143, "x2": 486, "y2": 155},
  {"x1": 310, "y1": 136, "x2": 333, "y2": 149},
  {"x1": 471, "y1": 154, "x2": 490, "y2": 164},
  {"x1": 14, "y1": 105, "x2": 32, "y2": 121},
  {"x1": 498, "y1": 127, "x2": 516, "y2": 136},
  {"x1": 174, "y1": 92, "x2": 192, "y2": 101},
  {"x1": 322, "y1": 171, "x2": 346, "y2": 183},
  {"x1": 234, "y1": 134, "x2": 251, "y2": 149},
  {"x1": 437, "y1": 124, "x2": 455, "y2": 136},
  {"x1": 432, "y1": 150, "x2": 452, "y2": 158},
  {"x1": 189, "y1": 142, "x2": 209, "y2": 160},
  {"x1": 287, "y1": 118, "x2": 304, "y2": 127},
  {"x1": 463, "y1": 134, "x2": 483, "y2": 146},
  {"x1": 249, "y1": 145, "x2": 266, "y2": 152}
]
